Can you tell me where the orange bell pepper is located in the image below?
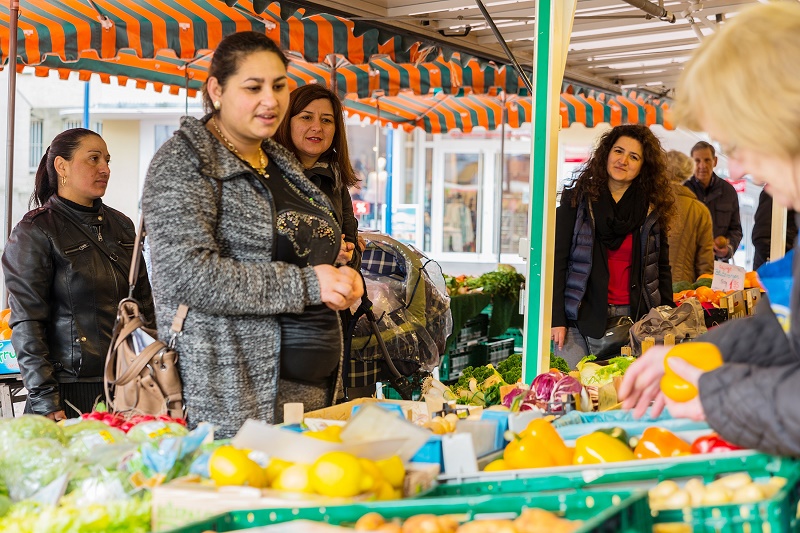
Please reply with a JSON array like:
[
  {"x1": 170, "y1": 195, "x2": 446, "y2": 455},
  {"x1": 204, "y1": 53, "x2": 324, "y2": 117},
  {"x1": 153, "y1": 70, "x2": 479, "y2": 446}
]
[
  {"x1": 634, "y1": 427, "x2": 693, "y2": 459},
  {"x1": 660, "y1": 342, "x2": 723, "y2": 402}
]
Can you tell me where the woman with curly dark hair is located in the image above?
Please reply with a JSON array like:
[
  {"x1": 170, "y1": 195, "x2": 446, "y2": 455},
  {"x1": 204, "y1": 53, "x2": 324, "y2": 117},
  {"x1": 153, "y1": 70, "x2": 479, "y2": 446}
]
[{"x1": 551, "y1": 124, "x2": 675, "y2": 367}]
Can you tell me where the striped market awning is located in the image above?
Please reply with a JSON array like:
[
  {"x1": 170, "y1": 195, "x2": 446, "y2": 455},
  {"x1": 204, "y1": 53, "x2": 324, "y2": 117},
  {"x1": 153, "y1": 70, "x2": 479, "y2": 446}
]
[
  {"x1": 0, "y1": 1, "x2": 672, "y2": 131},
  {"x1": 346, "y1": 90, "x2": 673, "y2": 133},
  {"x1": 0, "y1": 1, "x2": 530, "y2": 97}
]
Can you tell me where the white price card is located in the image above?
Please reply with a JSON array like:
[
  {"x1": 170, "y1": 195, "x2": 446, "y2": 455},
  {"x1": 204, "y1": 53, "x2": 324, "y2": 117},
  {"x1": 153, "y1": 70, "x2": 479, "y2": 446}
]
[{"x1": 711, "y1": 261, "x2": 747, "y2": 292}]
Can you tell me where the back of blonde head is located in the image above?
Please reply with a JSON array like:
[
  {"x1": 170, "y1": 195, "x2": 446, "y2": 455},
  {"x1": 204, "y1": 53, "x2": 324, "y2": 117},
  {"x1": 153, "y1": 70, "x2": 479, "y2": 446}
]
[
  {"x1": 666, "y1": 150, "x2": 694, "y2": 183},
  {"x1": 675, "y1": 2, "x2": 800, "y2": 158}
]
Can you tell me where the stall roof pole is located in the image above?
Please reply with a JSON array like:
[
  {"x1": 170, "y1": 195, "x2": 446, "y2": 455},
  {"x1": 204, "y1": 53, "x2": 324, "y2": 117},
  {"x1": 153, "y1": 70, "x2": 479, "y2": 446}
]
[
  {"x1": 4, "y1": 0, "x2": 19, "y2": 244},
  {"x1": 523, "y1": 0, "x2": 578, "y2": 382},
  {"x1": 474, "y1": 0, "x2": 533, "y2": 94}
]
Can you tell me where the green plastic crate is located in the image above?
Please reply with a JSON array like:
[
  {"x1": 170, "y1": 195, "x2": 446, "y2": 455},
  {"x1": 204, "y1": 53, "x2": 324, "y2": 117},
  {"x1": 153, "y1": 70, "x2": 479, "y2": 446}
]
[
  {"x1": 430, "y1": 453, "x2": 800, "y2": 533},
  {"x1": 165, "y1": 490, "x2": 651, "y2": 533},
  {"x1": 478, "y1": 337, "x2": 515, "y2": 366},
  {"x1": 381, "y1": 384, "x2": 422, "y2": 401},
  {"x1": 497, "y1": 327, "x2": 524, "y2": 349}
]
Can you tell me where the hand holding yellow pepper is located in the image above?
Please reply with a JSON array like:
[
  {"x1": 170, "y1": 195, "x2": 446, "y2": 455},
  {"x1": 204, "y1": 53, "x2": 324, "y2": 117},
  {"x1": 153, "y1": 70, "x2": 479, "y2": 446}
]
[{"x1": 660, "y1": 342, "x2": 723, "y2": 402}]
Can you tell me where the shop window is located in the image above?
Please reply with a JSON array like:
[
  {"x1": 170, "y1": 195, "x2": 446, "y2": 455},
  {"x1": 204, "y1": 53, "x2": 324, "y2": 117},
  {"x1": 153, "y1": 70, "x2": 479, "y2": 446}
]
[
  {"x1": 63, "y1": 120, "x2": 102, "y2": 134},
  {"x1": 29, "y1": 119, "x2": 44, "y2": 170},
  {"x1": 499, "y1": 154, "x2": 531, "y2": 254},
  {"x1": 442, "y1": 153, "x2": 481, "y2": 253}
]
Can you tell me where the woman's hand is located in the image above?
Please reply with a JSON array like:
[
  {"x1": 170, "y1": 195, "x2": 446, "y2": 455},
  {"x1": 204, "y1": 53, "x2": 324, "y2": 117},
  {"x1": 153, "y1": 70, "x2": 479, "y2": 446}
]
[
  {"x1": 619, "y1": 345, "x2": 672, "y2": 418},
  {"x1": 314, "y1": 264, "x2": 364, "y2": 311},
  {"x1": 336, "y1": 234, "x2": 355, "y2": 266},
  {"x1": 663, "y1": 358, "x2": 707, "y2": 421},
  {"x1": 45, "y1": 410, "x2": 67, "y2": 422},
  {"x1": 551, "y1": 327, "x2": 567, "y2": 350}
]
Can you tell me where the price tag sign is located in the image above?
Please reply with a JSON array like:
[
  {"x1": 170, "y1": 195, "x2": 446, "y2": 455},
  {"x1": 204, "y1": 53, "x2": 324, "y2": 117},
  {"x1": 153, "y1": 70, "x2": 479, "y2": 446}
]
[{"x1": 711, "y1": 261, "x2": 747, "y2": 291}]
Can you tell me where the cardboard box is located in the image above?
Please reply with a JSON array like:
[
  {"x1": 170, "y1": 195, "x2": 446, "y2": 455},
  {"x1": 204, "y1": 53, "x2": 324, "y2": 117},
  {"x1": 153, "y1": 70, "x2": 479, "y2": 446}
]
[
  {"x1": 305, "y1": 398, "x2": 428, "y2": 422},
  {"x1": 150, "y1": 463, "x2": 440, "y2": 532}
]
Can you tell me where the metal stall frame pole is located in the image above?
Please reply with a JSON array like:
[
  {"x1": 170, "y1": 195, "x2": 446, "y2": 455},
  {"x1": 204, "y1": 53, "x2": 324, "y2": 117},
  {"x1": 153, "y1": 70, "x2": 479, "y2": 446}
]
[
  {"x1": 523, "y1": 0, "x2": 578, "y2": 381},
  {"x1": 3, "y1": 0, "x2": 20, "y2": 305},
  {"x1": 474, "y1": 0, "x2": 532, "y2": 94},
  {"x1": 496, "y1": 94, "x2": 506, "y2": 264},
  {"x1": 4, "y1": 0, "x2": 19, "y2": 243}
]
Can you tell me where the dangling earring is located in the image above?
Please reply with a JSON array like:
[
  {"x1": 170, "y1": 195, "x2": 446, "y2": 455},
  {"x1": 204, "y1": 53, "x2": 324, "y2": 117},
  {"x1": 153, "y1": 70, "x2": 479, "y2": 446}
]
[
  {"x1": 213, "y1": 100, "x2": 221, "y2": 111},
  {"x1": 60, "y1": 175, "x2": 66, "y2": 186}
]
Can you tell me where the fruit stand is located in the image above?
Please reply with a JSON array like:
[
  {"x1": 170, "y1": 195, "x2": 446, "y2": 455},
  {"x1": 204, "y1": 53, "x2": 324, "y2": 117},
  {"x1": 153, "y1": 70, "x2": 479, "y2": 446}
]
[{"x1": 1, "y1": 340, "x2": 796, "y2": 533}]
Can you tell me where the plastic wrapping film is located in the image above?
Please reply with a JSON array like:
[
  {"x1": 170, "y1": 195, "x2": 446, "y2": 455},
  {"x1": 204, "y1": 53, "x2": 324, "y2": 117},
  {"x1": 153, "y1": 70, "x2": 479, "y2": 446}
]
[{"x1": 350, "y1": 235, "x2": 452, "y2": 374}]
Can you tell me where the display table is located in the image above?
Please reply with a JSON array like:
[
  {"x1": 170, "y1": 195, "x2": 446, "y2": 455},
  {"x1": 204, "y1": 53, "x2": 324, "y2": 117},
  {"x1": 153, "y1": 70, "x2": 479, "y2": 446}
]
[{"x1": 0, "y1": 374, "x2": 24, "y2": 418}]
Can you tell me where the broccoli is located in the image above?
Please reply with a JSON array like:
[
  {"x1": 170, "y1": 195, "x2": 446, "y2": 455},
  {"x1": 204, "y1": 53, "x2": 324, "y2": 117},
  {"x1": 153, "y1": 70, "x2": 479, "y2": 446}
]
[
  {"x1": 497, "y1": 353, "x2": 522, "y2": 384},
  {"x1": 549, "y1": 354, "x2": 571, "y2": 374}
]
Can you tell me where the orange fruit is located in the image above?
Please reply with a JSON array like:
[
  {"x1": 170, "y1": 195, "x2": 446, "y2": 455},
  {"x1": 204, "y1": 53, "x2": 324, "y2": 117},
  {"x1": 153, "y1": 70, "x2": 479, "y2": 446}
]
[
  {"x1": 0, "y1": 329, "x2": 11, "y2": 340},
  {"x1": 697, "y1": 274, "x2": 714, "y2": 280},
  {"x1": 695, "y1": 286, "x2": 715, "y2": 300}
]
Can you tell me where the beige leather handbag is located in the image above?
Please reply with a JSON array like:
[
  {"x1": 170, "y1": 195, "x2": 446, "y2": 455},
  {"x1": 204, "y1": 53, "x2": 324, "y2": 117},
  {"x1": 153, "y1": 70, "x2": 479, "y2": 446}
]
[{"x1": 104, "y1": 216, "x2": 187, "y2": 420}]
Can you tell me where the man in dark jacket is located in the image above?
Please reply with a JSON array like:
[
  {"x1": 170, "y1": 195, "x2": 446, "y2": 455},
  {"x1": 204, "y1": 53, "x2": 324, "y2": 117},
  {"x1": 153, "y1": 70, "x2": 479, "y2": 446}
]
[
  {"x1": 752, "y1": 189, "x2": 798, "y2": 270},
  {"x1": 685, "y1": 141, "x2": 743, "y2": 262}
]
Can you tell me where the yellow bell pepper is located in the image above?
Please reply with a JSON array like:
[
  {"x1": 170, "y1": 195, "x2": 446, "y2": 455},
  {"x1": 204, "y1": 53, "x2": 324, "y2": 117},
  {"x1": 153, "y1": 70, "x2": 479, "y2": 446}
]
[
  {"x1": 660, "y1": 342, "x2": 723, "y2": 402},
  {"x1": 573, "y1": 432, "x2": 635, "y2": 465},
  {"x1": 518, "y1": 418, "x2": 573, "y2": 466}
]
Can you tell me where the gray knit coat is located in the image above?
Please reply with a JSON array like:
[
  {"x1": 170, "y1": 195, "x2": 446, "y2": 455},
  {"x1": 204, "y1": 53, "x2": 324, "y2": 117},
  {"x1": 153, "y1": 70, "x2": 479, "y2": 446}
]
[{"x1": 142, "y1": 115, "x2": 341, "y2": 438}]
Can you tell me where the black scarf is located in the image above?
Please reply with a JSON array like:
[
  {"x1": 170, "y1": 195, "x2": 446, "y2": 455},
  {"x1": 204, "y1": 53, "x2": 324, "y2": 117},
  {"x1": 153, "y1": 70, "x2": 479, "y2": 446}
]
[{"x1": 593, "y1": 179, "x2": 648, "y2": 250}]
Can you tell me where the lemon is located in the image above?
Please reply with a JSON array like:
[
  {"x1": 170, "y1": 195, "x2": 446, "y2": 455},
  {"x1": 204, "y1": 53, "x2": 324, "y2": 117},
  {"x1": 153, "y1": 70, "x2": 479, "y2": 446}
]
[
  {"x1": 305, "y1": 425, "x2": 342, "y2": 442},
  {"x1": 375, "y1": 455, "x2": 405, "y2": 489},
  {"x1": 209, "y1": 445, "x2": 267, "y2": 488},
  {"x1": 265, "y1": 457, "x2": 293, "y2": 485},
  {"x1": 483, "y1": 459, "x2": 507, "y2": 472},
  {"x1": 359, "y1": 458, "x2": 383, "y2": 493},
  {"x1": 272, "y1": 463, "x2": 313, "y2": 493},
  {"x1": 310, "y1": 451, "x2": 368, "y2": 497},
  {"x1": 373, "y1": 481, "x2": 397, "y2": 501}
]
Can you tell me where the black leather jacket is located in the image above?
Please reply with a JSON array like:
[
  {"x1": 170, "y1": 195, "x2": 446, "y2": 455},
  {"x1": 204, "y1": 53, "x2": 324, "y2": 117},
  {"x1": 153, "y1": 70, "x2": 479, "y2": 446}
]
[{"x1": 1, "y1": 196, "x2": 154, "y2": 415}]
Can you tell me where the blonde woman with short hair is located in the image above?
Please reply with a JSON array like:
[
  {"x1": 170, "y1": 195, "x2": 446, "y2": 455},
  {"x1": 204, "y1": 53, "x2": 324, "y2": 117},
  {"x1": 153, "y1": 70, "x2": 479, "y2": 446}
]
[{"x1": 620, "y1": 2, "x2": 800, "y2": 457}]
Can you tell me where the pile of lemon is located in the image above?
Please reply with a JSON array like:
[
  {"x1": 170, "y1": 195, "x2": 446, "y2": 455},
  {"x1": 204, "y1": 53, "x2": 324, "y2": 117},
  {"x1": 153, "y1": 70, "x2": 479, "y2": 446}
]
[{"x1": 208, "y1": 429, "x2": 406, "y2": 500}]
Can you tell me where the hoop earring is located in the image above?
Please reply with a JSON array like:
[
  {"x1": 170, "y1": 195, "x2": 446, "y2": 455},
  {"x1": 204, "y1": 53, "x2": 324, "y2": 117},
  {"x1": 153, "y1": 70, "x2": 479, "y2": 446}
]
[
  {"x1": 60, "y1": 175, "x2": 66, "y2": 186},
  {"x1": 213, "y1": 100, "x2": 221, "y2": 111}
]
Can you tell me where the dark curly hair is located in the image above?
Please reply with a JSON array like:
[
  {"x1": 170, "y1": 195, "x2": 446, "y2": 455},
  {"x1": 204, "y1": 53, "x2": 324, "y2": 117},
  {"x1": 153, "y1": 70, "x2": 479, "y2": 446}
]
[{"x1": 569, "y1": 124, "x2": 675, "y2": 231}]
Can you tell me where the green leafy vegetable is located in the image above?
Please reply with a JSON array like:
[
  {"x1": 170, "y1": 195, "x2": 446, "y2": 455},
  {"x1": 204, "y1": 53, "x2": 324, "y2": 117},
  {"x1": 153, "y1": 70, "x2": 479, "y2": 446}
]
[
  {"x1": 497, "y1": 353, "x2": 522, "y2": 384},
  {"x1": 587, "y1": 356, "x2": 634, "y2": 385},
  {"x1": 474, "y1": 270, "x2": 526, "y2": 299},
  {"x1": 549, "y1": 354, "x2": 571, "y2": 374}
]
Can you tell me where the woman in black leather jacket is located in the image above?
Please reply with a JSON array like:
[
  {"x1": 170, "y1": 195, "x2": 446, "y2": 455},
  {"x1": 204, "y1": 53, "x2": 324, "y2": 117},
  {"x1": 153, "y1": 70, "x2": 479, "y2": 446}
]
[{"x1": 2, "y1": 128, "x2": 153, "y2": 421}]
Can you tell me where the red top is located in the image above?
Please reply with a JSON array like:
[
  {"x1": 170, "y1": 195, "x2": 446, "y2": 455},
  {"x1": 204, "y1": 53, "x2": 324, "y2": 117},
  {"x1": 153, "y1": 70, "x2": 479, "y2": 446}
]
[{"x1": 607, "y1": 233, "x2": 633, "y2": 305}]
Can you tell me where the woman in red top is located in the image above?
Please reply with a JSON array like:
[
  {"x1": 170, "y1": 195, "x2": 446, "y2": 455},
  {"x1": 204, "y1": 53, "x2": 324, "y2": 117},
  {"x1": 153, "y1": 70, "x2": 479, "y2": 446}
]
[{"x1": 551, "y1": 125, "x2": 675, "y2": 368}]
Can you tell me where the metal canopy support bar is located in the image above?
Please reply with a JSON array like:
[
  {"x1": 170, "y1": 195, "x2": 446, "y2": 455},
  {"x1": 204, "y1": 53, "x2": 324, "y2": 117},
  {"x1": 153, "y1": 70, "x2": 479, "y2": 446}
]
[
  {"x1": 620, "y1": 0, "x2": 677, "y2": 23},
  {"x1": 4, "y1": 0, "x2": 19, "y2": 245},
  {"x1": 473, "y1": 0, "x2": 533, "y2": 94}
]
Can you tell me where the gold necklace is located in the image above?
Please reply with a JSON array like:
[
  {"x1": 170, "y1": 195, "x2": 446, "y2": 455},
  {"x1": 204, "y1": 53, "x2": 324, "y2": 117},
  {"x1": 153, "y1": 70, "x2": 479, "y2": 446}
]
[{"x1": 211, "y1": 117, "x2": 269, "y2": 178}]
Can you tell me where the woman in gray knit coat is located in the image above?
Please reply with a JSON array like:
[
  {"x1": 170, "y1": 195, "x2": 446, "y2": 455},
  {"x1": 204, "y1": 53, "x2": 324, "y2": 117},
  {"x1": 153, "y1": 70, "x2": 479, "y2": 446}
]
[{"x1": 142, "y1": 32, "x2": 362, "y2": 438}]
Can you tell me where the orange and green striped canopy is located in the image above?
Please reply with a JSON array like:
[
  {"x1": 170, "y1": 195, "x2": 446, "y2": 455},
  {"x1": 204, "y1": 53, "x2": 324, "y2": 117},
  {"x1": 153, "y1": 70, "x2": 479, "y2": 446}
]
[
  {"x1": 0, "y1": 1, "x2": 672, "y2": 131},
  {"x1": 0, "y1": 0, "x2": 531, "y2": 97},
  {"x1": 345, "y1": 90, "x2": 673, "y2": 133}
]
